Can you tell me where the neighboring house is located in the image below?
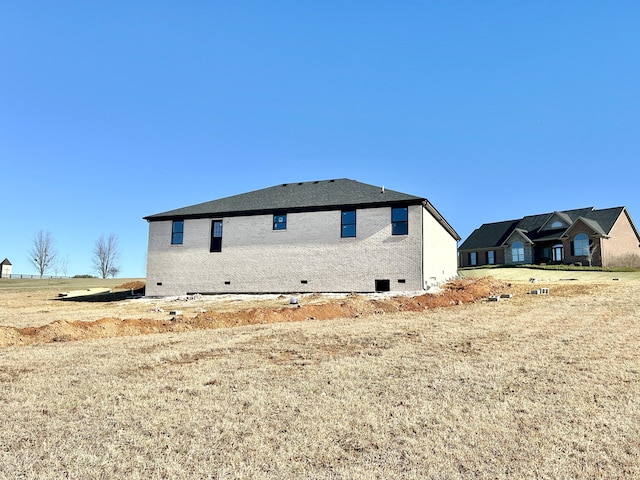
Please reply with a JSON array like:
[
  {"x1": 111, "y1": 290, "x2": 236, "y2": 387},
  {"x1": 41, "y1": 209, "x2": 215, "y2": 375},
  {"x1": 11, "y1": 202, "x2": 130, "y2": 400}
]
[
  {"x1": 0, "y1": 258, "x2": 12, "y2": 278},
  {"x1": 144, "y1": 179, "x2": 460, "y2": 296},
  {"x1": 459, "y1": 206, "x2": 640, "y2": 268}
]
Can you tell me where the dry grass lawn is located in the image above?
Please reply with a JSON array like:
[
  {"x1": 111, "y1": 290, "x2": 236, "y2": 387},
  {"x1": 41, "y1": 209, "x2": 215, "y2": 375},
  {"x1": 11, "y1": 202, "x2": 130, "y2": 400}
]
[{"x1": 0, "y1": 273, "x2": 639, "y2": 478}]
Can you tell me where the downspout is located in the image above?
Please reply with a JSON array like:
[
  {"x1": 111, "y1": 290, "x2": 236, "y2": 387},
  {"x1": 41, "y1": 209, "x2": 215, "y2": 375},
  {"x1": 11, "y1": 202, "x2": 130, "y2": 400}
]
[{"x1": 421, "y1": 204, "x2": 425, "y2": 290}]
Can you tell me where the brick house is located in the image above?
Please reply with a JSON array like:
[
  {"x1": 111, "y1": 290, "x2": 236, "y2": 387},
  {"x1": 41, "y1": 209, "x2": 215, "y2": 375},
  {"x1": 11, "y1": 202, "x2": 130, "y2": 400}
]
[
  {"x1": 144, "y1": 179, "x2": 460, "y2": 296},
  {"x1": 459, "y1": 206, "x2": 640, "y2": 268}
]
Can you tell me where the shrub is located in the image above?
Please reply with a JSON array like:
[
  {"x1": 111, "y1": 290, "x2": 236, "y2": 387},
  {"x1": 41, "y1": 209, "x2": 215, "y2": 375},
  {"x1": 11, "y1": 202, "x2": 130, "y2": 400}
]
[{"x1": 608, "y1": 254, "x2": 640, "y2": 269}]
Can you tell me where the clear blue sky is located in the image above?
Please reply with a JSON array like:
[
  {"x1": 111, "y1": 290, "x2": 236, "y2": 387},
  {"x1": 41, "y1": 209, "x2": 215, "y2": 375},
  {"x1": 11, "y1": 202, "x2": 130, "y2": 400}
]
[{"x1": 2, "y1": 1, "x2": 639, "y2": 278}]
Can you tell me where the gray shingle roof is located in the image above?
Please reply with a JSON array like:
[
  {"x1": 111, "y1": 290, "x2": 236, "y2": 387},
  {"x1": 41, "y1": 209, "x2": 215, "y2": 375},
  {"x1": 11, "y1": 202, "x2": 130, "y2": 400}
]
[
  {"x1": 145, "y1": 179, "x2": 424, "y2": 220},
  {"x1": 518, "y1": 208, "x2": 594, "y2": 233},
  {"x1": 460, "y1": 206, "x2": 628, "y2": 250},
  {"x1": 575, "y1": 217, "x2": 607, "y2": 236},
  {"x1": 459, "y1": 220, "x2": 519, "y2": 250},
  {"x1": 145, "y1": 178, "x2": 460, "y2": 241},
  {"x1": 578, "y1": 207, "x2": 625, "y2": 234}
]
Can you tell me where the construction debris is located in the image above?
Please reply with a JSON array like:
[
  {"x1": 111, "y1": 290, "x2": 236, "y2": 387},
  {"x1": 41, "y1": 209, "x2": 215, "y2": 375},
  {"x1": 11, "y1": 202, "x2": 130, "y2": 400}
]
[
  {"x1": 1, "y1": 277, "x2": 508, "y2": 348},
  {"x1": 529, "y1": 288, "x2": 550, "y2": 295},
  {"x1": 58, "y1": 288, "x2": 112, "y2": 298}
]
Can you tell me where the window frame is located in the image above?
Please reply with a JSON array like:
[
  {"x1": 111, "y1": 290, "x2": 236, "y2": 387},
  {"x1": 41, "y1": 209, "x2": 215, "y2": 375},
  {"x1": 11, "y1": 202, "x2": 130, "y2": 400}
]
[
  {"x1": 391, "y1": 207, "x2": 409, "y2": 236},
  {"x1": 574, "y1": 233, "x2": 589, "y2": 256},
  {"x1": 552, "y1": 243, "x2": 564, "y2": 262},
  {"x1": 171, "y1": 220, "x2": 184, "y2": 245},
  {"x1": 273, "y1": 213, "x2": 287, "y2": 231},
  {"x1": 210, "y1": 220, "x2": 223, "y2": 252},
  {"x1": 512, "y1": 242, "x2": 525, "y2": 262},
  {"x1": 341, "y1": 210, "x2": 356, "y2": 238}
]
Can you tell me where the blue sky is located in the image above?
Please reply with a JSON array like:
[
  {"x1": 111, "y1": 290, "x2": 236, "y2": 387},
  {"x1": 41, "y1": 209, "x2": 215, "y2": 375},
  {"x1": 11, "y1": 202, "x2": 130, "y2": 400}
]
[{"x1": 2, "y1": 1, "x2": 639, "y2": 278}]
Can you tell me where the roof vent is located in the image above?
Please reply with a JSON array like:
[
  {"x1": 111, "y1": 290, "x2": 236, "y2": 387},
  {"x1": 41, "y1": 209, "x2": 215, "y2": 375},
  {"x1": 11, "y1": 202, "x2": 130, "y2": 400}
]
[
  {"x1": 381, "y1": 186, "x2": 385, "y2": 193},
  {"x1": 282, "y1": 184, "x2": 288, "y2": 187},
  {"x1": 329, "y1": 179, "x2": 335, "y2": 183}
]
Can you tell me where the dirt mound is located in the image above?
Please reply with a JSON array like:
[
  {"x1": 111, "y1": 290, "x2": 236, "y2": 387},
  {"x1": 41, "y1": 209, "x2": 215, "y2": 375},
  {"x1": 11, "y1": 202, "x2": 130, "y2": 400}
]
[
  {"x1": 0, "y1": 277, "x2": 506, "y2": 348},
  {"x1": 116, "y1": 281, "x2": 146, "y2": 291}
]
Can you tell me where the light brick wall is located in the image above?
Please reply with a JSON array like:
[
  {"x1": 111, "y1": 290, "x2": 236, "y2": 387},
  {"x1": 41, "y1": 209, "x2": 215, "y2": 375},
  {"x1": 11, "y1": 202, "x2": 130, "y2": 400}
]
[
  {"x1": 601, "y1": 211, "x2": 640, "y2": 266},
  {"x1": 423, "y1": 210, "x2": 458, "y2": 287},
  {"x1": 146, "y1": 205, "x2": 432, "y2": 296}
]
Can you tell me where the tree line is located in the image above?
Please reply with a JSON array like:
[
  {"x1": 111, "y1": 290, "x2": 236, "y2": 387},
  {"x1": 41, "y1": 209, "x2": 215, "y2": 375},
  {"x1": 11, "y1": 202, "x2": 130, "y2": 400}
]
[{"x1": 29, "y1": 230, "x2": 121, "y2": 279}]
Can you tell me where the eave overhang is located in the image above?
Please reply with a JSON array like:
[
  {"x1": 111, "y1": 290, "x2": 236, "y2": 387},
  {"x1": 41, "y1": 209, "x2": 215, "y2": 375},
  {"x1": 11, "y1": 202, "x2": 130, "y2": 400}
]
[
  {"x1": 423, "y1": 200, "x2": 461, "y2": 241},
  {"x1": 144, "y1": 198, "x2": 425, "y2": 222},
  {"x1": 500, "y1": 228, "x2": 534, "y2": 246}
]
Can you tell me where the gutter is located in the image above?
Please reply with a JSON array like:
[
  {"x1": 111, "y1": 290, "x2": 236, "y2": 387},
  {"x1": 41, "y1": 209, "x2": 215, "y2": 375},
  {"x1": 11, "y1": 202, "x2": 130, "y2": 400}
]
[{"x1": 422, "y1": 200, "x2": 461, "y2": 241}]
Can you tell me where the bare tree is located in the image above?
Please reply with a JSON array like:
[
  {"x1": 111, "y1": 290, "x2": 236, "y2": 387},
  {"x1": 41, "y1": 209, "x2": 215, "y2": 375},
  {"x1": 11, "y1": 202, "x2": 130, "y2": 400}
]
[
  {"x1": 586, "y1": 240, "x2": 599, "y2": 267},
  {"x1": 29, "y1": 230, "x2": 57, "y2": 278},
  {"x1": 56, "y1": 255, "x2": 70, "y2": 278},
  {"x1": 93, "y1": 234, "x2": 121, "y2": 278}
]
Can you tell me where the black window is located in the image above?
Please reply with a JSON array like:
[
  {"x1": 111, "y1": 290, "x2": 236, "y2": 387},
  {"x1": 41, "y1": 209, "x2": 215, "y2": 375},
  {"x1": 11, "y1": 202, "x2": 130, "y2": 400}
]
[
  {"x1": 341, "y1": 210, "x2": 356, "y2": 238},
  {"x1": 171, "y1": 220, "x2": 184, "y2": 245},
  {"x1": 210, "y1": 220, "x2": 223, "y2": 252},
  {"x1": 375, "y1": 279, "x2": 391, "y2": 292},
  {"x1": 273, "y1": 214, "x2": 287, "y2": 230},
  {"x1": 391, "y1": 207, "x2": 408, "y2": 235}
]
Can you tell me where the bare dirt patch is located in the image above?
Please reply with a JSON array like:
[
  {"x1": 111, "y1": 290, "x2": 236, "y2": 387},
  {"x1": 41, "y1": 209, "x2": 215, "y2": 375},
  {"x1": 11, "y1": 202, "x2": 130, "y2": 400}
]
[{"x1": 0, "y1": 277, "x2": 508, "y2": 347}]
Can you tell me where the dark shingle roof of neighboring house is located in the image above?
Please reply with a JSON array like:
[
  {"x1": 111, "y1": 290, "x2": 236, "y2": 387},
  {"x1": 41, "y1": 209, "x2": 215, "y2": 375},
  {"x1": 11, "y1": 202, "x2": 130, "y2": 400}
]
[
  {"x1": 144, "y1": 178, "x2": 460, "y2": 239},
  {"x1": 577, "y1": 207, "x2": 625, "y2": 235},
  {"x1": 1, "y1": 258, "x2": 11, "y2": 265},
  {"x1": 459, "y1": 220, "x2": 520, "y2": 250},
  {"x1": 518, "y1": 207, "x2": 595, "y2": 233},
  {"x1": 459, "y1": 206, "x2": 629, "y2": 250}
]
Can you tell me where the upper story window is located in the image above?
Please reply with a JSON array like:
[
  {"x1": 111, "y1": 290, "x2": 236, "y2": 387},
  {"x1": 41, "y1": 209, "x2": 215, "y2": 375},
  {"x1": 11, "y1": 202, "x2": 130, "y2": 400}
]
[
  {"x1": 574, "y1": 233, "x2": 589, "y2": 256},
  {"x1": 210, "y1": 220, "x2": 223, "y2": 252},
  {"x1": 512, "y1": 242, "x2": 524, "y2": 262},
  {"x1": 171, "y1": 220, "x2": 184, "y2": 245},
  {"x1": 341, "y1": 210, "x2": 356, "y2": 238},
  {"x1": 391, "y1": 207, "x2": 408, "y2": 235},
  {"x1": 551, "y1": 221, "x2": 564, "y2": 229},
  {"x1": 273, "y1": 213, "x2": 287, "y2": 230}
]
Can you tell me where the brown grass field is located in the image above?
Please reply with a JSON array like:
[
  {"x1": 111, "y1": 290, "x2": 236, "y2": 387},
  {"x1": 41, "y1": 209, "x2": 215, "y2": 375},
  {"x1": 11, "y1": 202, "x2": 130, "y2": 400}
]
[{"x1": 0, "y1": 270, "x2": 639, "y2": 478}]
